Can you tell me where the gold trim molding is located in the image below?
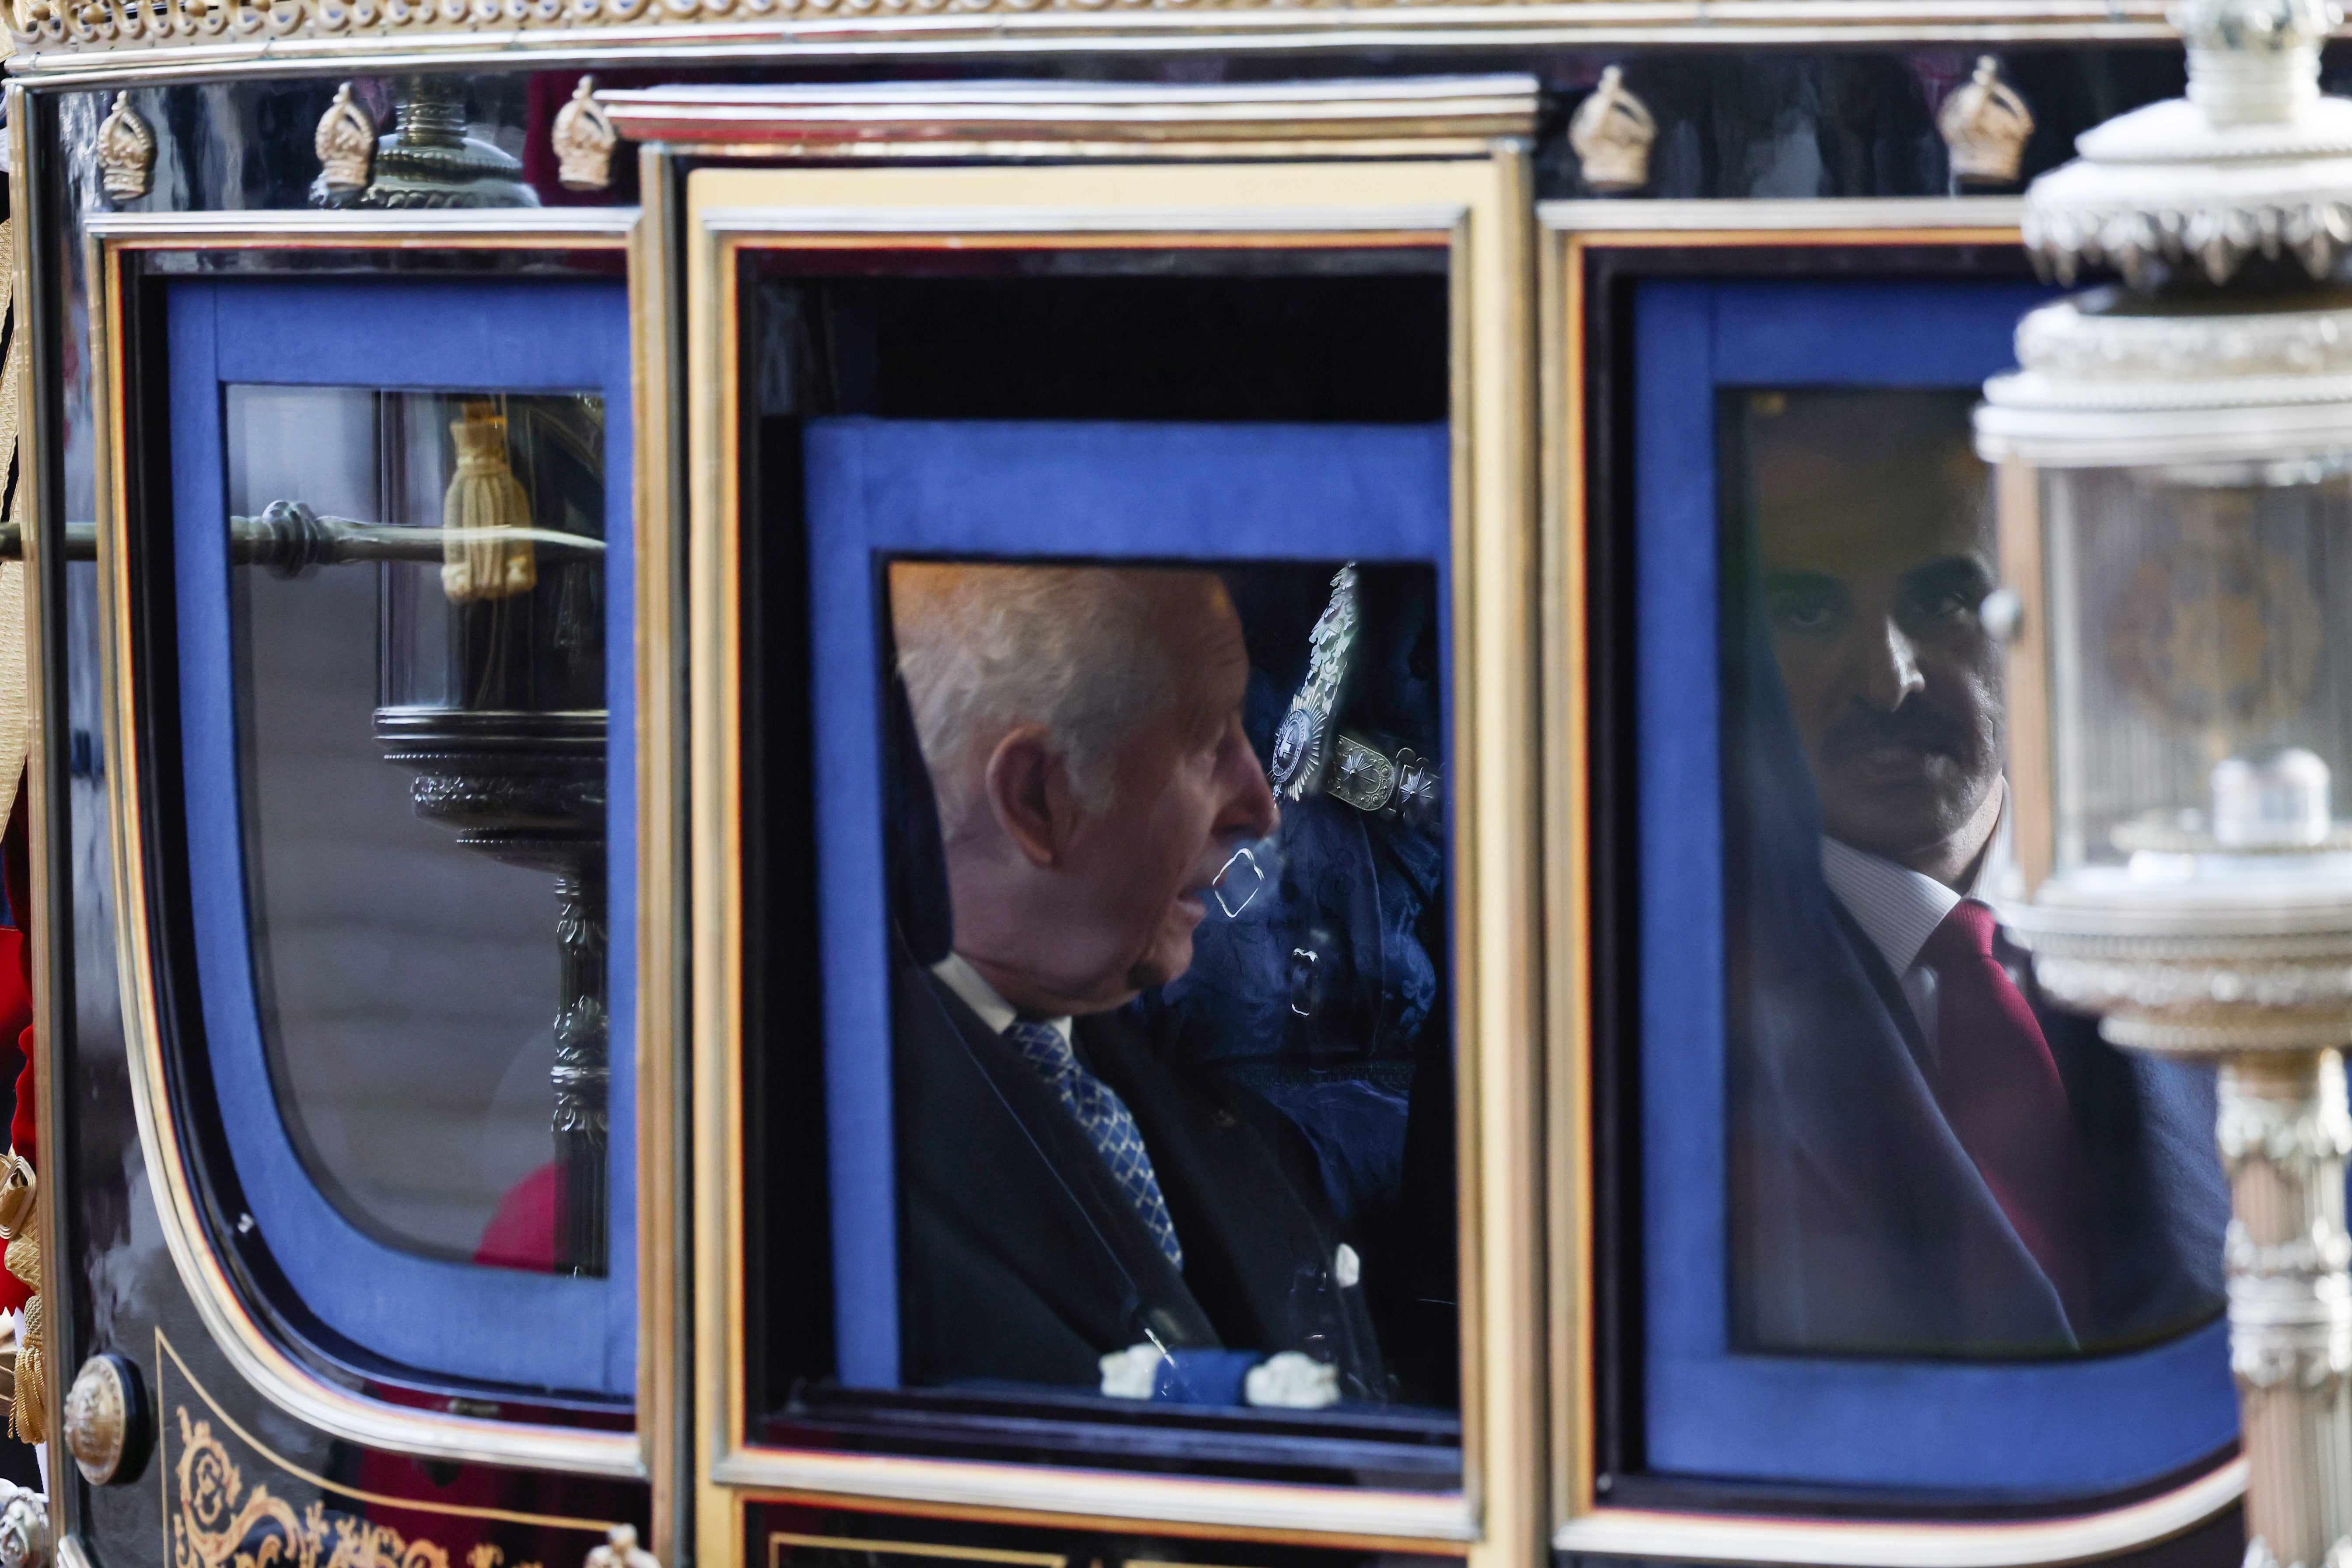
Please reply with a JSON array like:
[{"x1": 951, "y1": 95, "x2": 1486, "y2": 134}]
[
  {"x1": 682, "y1": 155, "x2": 1536, "y2": 1568},
  {"x1": 601, "y1": 77, "x2": 1535, "y2": 153},
  {"x1": 1536, "y1": 196, "x2": 2243, "y2": 1565},
  {"x1": 2, "y1": 0, "x2": 2221, "y2": 82},
  {"x1": 90, "y1": 212, "x2": 649, "y2": 1482}
]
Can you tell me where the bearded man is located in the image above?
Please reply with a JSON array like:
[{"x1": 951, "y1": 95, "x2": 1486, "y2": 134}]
[{"x1": 1731, "y1": 391, "x2": 2227, "y2": 1357}]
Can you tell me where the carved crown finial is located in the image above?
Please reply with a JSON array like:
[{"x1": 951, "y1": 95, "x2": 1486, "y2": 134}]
[
  {"x1": 1567, "y1": 66, "x2": 1657, "y2": 195},
  {"x1": 1938, "y1": 56, "x2": 2035, "y2": 185},
  {"x1": 552, "y1": 76, "x2": 619, "y2": 192},
  {"x1": 584, "y1": 1526, "x2": 659, "y2": 1568},
  {"x1": 2174, "y1": 0, "x2": 2342, "y2": 125},
  {"x1": 314, "y1": 83, "x2": 377, "y2": 196},
  {"x1": 95, "y1": 91, "x2": 154, "y2": 203}
]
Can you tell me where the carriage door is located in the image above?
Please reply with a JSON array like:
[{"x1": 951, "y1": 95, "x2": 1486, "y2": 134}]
[
  {"x1": 622, "y1": 75, "x2": 1547, "y2": 1568},
  {"x1": 60, "y1": 215, "x2": 657, "y2": 1568}
]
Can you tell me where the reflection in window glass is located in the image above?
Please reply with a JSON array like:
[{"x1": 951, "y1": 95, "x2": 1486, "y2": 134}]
[
  {"x1": 1721, "y1": 388, "x2": 2229, "y2": 1358},
  {"x1": 224, "y1": 385, "x2": 608, "y2": 1277},
  {"x1": 884, "y1": 558, "x2": 1455, "y2": 1410}
]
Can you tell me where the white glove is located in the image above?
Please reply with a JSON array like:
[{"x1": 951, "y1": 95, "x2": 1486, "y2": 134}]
[
  {"x1": 1098, "y1": 1342, "x2": 1162, "y2": 1399},
  {"x1": 1244, "y1": 1351, "x2": 1341, "y2": 1409}
]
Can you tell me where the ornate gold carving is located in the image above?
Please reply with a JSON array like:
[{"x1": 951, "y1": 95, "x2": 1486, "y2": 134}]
[
  {"x1": 1937, "y1": 55, "x2": 2034, "y2": 186},
  {"x1": 552, "y1": 77, "x2": 617, "y2": 193},
  {"x1": 171, "y1": 1407, "x2": 549, "y2": 1568},
  {"x1": 1567, "y1": 66, "x2": 1656, "y2": 194},
  {"x1": 0, "y1": 1157, "x2": 36, "y2": 1245},
  {"x1": 95, "y1": 90, "x2": 155, "y2": 203},
  {"x1": 0, "y1": 1156, "x2": 42, "y2": 1446},
  {"x1": 313, "y1": 83, "x2": 377, "y2": 197},
  {"x1": 63, "y1": 1355, "x2": 129, "y2": 1485},
  {"x1": 0, "y1": 1480, "x2": 49, "y2": 1568}
]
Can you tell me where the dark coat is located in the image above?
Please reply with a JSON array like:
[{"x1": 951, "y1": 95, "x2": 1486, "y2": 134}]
[
  {"x1": 893, "y1": 954, "x2": 1387, "y2": 1397},
  {"x1": 1730, "y1": 885, "x2": 2227, "y2": 1357}
]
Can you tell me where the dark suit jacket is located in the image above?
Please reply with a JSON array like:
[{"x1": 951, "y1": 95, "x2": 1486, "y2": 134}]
[
  {"x1": 893, "y1": 953, "x2": 1387, "y2": 1397},
  {"x1": 1730, "y1": 879, "x2": 2228, "y2": 1358}
]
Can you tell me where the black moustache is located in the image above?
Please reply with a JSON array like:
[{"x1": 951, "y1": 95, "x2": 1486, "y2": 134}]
[{"x1": 1818, "y1": 702, "x2": 1968, "y2": 765}]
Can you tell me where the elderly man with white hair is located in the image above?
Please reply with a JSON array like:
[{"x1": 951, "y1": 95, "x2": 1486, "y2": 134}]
[{"x1": 887, "y1": 561, "x2": 1387, "y2": 1405}]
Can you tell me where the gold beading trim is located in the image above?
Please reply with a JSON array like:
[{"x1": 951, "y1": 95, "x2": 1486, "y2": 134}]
[{"x1": 0, "y1": 0, "x2": 2219, "y2": 76}]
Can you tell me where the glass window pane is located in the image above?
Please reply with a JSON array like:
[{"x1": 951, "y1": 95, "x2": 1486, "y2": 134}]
[
  {"x1": 742, "y1": 254, "x2": 1464, "y2": 1479},
  {"x1": 1625, "y1": 276, "x2": 2235, "y2": 1502},
  {"x1": 1722, "y1": 384, "x2": 2227, "y2": 1358},
  {"x1": 884, "y1": 554, "x2": 1450, "y2": 1410},
  {"x1": 223, "y1": 384, "x2": 610, "y2": 1278}
]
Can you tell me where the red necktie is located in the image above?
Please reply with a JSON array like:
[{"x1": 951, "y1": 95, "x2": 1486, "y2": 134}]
[{"x1": 1916, "y1": 901, "x2": 2096, "y2": 1326}]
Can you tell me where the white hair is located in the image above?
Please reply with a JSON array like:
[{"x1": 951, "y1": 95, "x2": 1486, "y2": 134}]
[{"x1": 891, "y1": 562, "x2": 1209, "y2": 832}]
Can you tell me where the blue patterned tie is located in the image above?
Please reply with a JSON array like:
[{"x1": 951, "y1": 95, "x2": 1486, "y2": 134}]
[{"x1": 1002, "y1": 1019, "x2": 1185, "y2": 1269}]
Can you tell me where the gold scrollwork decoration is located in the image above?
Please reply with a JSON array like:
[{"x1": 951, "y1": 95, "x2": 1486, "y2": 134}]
[
  {"x1": 15, "y1": 0, "x2": 1509, "y2": 53},
  {"x1": 171, "y1": 1407, "x2": 547, "y2": 1568}
]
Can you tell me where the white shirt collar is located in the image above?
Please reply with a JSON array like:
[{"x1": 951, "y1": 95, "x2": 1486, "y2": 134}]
[
  {"x1": 1820, "y1": 837, "x2": 1964, "y2": 978},
  {"x1": 1818, "y1": 784, "x2": 2009, "y2": 978},
  {"x1": 930, "y1": 951, "x2": 1075, "y2": 1048}
]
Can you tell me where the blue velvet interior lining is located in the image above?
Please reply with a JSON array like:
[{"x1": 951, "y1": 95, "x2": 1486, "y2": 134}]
[
  {"x1": 800, "y1": 417, "x2": 1451, "y2": 1388},
  {"x1": 168, "y1": 279, "x2": 638, "y2": 1396},
  {"x1": 1636, "y1": 278, "x2": 2236, "y2": 1492}
]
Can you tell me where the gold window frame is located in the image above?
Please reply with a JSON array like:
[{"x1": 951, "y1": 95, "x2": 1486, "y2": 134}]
[
  {"x1": 678, "y1": 156, "x2": 1541, "y2": 1568},
  {"x1": 1538, "y1": 198, "x2": 2246, "y2": 1567},
  {"x1": 79, "y1": 210, "x2": 667, "y2": 1500}
]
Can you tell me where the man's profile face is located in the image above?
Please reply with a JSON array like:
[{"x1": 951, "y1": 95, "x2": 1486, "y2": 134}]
[
  {"x1": 1753, "y1": 398, "x2": 2004, "y2": 872},
  {"x1": 1053, "y1": 582, "x2": 1279, "y2": 1008}
]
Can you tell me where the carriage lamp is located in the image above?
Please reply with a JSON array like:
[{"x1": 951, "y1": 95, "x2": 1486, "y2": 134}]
[{"x1": 1977, "y1": 0, "x2": 2352, "y2": 1559}]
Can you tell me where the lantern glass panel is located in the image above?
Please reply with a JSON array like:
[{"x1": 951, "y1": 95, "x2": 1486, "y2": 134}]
[{"x1": 2035, "y1": 469, "x2": 2352, "y2": 883}]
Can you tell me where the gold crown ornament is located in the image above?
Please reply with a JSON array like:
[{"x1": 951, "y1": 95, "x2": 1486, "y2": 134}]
[
  {"x1": 552, "y1": 77, "x2": 619, "y2": 193},
  {"x1": 1568, "y1": 66, "x2": 1658, "y2": 196},
  {"x1": 95, "y1": 91, "x2": 155, "y2": 203},
  {"x1": 1938, "y1": 56, "x2": 2035, "y2": 187},
  {"x1": 314, "y1": 83, "x2": 378, "y2": 197}
]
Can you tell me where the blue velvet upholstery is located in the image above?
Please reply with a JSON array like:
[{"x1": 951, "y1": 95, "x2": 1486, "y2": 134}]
[
  {"x1": 802, "y1": 417, "x2": 1449, "y2": 1388},
  {"x1": 168, "y1": 279, "x2": 636, "y2": 1395}
]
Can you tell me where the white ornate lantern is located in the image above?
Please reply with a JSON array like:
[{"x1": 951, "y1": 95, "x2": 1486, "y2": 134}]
[{"x1": 1978, "y1": 2, "x2": 2352, "y2": 1561}]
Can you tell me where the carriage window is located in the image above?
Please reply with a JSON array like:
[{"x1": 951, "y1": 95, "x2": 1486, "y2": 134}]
[
  {"x1": 224, "y1": 386, "x2": 610, "y2": 1278},
  {"x1": 166, "y1": 276, "x2": 635, "y2": 1398},
  {"x1": 884, "y1": 556, "x2": 1448, "y2": 1410},
  {"x1": 1628, "y1": 276, "x2": 2236, "y2": 1502},
  {"x1": 1723, "y1": 385, "x2": 2228, "y2": 1360},
  {"x1": 740, "y1": 255, "x2": 1464, "y2": 1474}
]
